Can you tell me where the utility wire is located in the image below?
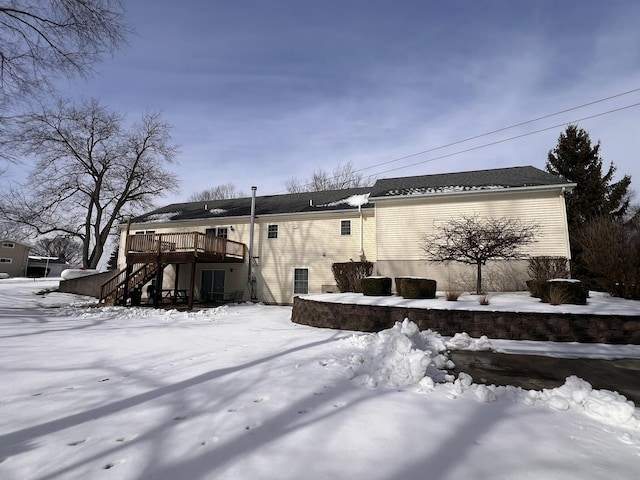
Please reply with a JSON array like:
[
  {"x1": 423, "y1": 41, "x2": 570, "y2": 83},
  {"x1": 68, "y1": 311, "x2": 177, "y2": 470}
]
[
  {"x1": 360, "y1": 101, "x2": 640, "y2": 181},
  {"x1": 357, "y1": 87, "x2": 640, "y2": 174}
]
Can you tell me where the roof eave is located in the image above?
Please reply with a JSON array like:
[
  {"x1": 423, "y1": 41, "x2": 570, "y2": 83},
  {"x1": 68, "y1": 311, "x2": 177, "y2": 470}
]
[{"x1": 369, "y1": 183, "x2": 577, "y2": 201}]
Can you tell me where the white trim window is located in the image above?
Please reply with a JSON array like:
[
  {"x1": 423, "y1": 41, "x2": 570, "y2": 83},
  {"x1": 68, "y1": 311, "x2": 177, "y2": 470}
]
[
  {"x1": 0, "y1": 258, "x2": 12, "y2": 263},
  {"x1": 2, "y1": 242, "x2": 15, "y2": 248},
  {"x1": 206, "y1": 227, "x2": 228, "y2": 238},
  {"x1": 293, "y1": 268, "x2": 309, "y2": 295},
  {"x1": 340, "y1": 220, "x2": 351, "y2": 236},
  {"x1": 268, "y1": 224, "x2": 278, "y2": 239}
]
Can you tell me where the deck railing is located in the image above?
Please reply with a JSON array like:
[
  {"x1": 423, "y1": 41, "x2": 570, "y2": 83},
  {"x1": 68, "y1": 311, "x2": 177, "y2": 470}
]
[{"x1": 126, "y1": 232, "x2": 246, "y2": 260}]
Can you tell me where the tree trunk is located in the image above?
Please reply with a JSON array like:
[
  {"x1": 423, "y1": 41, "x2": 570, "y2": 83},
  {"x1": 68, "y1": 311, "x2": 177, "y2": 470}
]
[{"x1": 476, "y1": 261, "x2": 483, "y2": 294}]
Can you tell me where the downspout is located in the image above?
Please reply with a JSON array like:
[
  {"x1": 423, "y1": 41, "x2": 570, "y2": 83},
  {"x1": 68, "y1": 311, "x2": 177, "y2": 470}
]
[
  {"x1": 248, "y1": 186, "x2": 257, "y2": 300},
  {"x1": 359, "y1": 204, "x2": 365, "y2": 261}
]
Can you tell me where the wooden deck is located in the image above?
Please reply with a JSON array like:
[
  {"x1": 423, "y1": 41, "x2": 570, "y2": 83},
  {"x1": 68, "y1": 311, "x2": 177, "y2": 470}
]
[{"x1": 126, "y1": 232, "x2": 246, "y2": 264}]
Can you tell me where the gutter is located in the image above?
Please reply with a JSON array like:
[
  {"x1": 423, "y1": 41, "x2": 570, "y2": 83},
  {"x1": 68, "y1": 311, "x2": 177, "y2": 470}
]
[{"x1": 369, "y1": 183, "x2": 577, "y2": 202}]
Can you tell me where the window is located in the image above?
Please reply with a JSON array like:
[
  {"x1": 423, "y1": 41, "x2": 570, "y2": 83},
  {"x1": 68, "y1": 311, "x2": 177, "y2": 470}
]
[
  {"x1": 268, "y1": 224, "x2": 278, "y2": 239},
  {"x1": 0, "y1": 258, "x2": 12, "y2": 263},
  {"x1": 206, "y1": 227, "x2": 228, "y2": 238},
  {"x1": 294, "y1": 268, "x2": 309, "y2": 295},
  {"x1": 135, "y1": 230, "x2": 155, "y2": 235},
  {"x1": 340, "y1": 220, "x2": 351, "y2": 236},
  {"x1": 2, "y1": 242, "x2": 15, "y2": 248}
]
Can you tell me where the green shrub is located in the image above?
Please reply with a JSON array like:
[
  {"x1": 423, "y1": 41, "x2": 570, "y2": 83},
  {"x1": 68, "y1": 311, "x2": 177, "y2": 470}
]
[
  {"x1": 541, "y1": 280, "x2": 588, "y2": 305},
  {"x1": 361, "y1": 277, "x2": 392, "y2": 296},
  {"x1": 401, "y1": 278, "x2": 437, "y2": 299},
  {"x1": 394, "y1": 277, "x2": 412, "y2": 296},
  {"x1": 332, "y1": 261, "x2": 374, "y2": 293}
]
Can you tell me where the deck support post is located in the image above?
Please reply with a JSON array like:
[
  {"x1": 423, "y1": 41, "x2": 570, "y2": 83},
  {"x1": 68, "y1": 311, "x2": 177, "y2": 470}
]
[
  {"x1": 153, "y1": 264, "x2": 163, "y2": 308},
  {"x1": 123, "y1": 263, "x2": 133, "y2": 306},
  {"x1": 173, "y1": 264, "x2": 180, "y2": 304},
  {"x1": 188, "y1": 260, "x2": 196, "y2": 310}
]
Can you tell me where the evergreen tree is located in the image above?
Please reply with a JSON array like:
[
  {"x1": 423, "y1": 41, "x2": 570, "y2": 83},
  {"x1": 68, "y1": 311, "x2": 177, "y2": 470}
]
[
  {"x1": 546, "y1": 125, "x2": 631, "y2": 231},
  {"x1": 546, "y1": 125, "x2": 632, "y2": 285}
]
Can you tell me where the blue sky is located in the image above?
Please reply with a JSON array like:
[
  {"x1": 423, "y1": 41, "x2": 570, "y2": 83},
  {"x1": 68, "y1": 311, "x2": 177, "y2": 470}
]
[{"x1": 13, "y1": 1, "x2": 640, "y2": 204}]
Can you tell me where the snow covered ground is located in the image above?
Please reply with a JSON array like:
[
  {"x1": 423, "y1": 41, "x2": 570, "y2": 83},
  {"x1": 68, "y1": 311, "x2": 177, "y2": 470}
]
[{"x1": 1, "y1": 278, "x2": 639, "y2": 480}]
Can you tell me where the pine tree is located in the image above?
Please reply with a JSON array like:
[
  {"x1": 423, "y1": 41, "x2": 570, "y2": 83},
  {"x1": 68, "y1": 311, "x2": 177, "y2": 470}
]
[
  {"x1": 546, "y1": 125, "x2": 631, "y2": 231},
  {"x1": 546, "y1": 125, "x2": 632, "y2": 285}
]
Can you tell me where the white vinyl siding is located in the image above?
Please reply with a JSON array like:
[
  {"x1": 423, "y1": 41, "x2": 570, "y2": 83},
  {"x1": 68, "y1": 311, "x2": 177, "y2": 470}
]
[{"x1": 375, "y1": 190, "x2": 571, "y2": 261}]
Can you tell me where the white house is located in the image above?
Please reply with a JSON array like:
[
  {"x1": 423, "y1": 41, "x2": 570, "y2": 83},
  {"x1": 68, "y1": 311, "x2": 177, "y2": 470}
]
[{"x1": 107, "y1": 166, "x2": 574, "y2": 307}]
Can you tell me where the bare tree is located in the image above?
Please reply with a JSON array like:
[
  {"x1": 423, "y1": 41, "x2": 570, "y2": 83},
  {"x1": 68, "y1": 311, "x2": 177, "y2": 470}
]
[
  {"x1": 574, "y1": 216, "x2": 640, "y2": 299},
  {"x1": 286, "y1": 161, "x2": 371, "y2": 193},
  {"x1": 423, "y1": 214, "x2": 539, "y2": 294},
  {"x1": 0, "y1": 1, "x2": 127, "y2": 100},
  {"x1": 187, "y1": 183, "x2": 246, "y2": 202},
  {"x1": 0, "y1": 98, "x2": 179, "y2": 269},
  {"x1": 33, "y1": 235, "x2": 82, "y2": 266}
]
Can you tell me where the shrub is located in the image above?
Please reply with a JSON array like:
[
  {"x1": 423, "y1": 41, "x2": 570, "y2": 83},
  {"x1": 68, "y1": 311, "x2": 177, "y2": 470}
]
[
  {"x1": 478, "y1": 294, "x2": 491, "y2": 305},
  {"x1": 541, "y1": 279, "x2": 588, "y2": 305},
  {"x1": 394, "y1": 277, "x2": 412, "y2": 296},
  {"x1": 527, "y1": 256, "x2": 569, "y2": 281},
  {"x1": 445, "y1": 290, "x2": 463, "y2": 301},
  {"x1": 401, "y1": 278, "x2": 437, "y2": 299},
  {"x1": 526, "y1": 279, "x2": 547, "y2": 298},
  {"x1": 332, "y1": 261, "x2": 374, "y2": 293},
  {"x1": 361, "y1": 277, "x2": 392, "y2": 296},
  {"x1": 574, "y1": 217, "x2": 640, "y2": 300}
]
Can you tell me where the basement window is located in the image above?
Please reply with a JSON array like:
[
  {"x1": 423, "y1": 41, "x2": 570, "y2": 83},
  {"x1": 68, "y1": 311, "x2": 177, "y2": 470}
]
[{"x1": 294, "y1": 268, "x2": 309, "y2": 295}]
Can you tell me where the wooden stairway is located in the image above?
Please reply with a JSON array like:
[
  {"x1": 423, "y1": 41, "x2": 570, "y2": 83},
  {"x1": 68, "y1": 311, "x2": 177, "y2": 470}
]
[{"x1": 99, "y1": 263, "x2": 158, "y2": 306}]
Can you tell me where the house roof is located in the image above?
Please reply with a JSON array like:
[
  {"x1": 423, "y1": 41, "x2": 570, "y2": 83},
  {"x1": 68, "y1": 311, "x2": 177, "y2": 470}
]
[
  {"x1": 131, "y1": 166, "x2": 571, "y2": 224},
  {"x1": 131, "y1": 187, "x2": 373, "y2": 224},
  {"x1": 369, "y1": 166, "x2": 573, "y2": 197}
]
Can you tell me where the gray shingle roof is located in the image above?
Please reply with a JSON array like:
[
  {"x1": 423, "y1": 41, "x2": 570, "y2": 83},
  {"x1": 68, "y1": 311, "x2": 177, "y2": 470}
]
[
  {"x1": 132, "y1": 166, "x2": 570, "y2": 224},
  {"x1": 370, "y1": 165, "x2": 572, "y2": 197},
  {"x1": 132, "y1": 187, "x2": 373, "y2": 223}
]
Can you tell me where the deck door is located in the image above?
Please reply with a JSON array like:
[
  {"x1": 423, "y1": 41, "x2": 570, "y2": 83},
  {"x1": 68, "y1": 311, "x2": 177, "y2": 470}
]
[{"x1": 201, "y1": 269, "x2": 226, "y2": 301}]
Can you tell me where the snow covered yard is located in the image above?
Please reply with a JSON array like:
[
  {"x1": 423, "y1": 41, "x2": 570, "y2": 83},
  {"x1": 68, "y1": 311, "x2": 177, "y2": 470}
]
[{"x1": 1, "y1": 279, "x2": 640, "y2": 480}]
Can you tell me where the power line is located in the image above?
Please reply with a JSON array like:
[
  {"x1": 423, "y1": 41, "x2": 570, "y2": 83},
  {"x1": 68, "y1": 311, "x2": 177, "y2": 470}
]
[
  {"x1": 360, "y1": 101, "x2": 640, "y2": 180},
  {"x1": 357, "y1": 87, "x2": 640, "y2": 174}
]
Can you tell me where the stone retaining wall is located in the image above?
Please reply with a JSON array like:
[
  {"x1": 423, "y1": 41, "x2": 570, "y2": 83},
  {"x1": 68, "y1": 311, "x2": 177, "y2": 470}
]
[
  {"x1": 58, "y1": 270, "x2": 119, "y2": 299},
  {"x1": 292, "y1": 297, "x2": 640, "y2": 345}
]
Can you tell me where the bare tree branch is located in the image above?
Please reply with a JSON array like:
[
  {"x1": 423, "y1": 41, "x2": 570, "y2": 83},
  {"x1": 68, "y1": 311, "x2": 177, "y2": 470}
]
[
  {"x1": 1, "y1": 97, "x2": 179, "y2": 268},
  {"x1": 423, "y1": 214, "x2": 539, "y2": 294},
  {"x1": 286, "y1": 161, "x2": 372, "y2": 193},
  {"x1": 0, "y1": 1, "x2": 127, "y2": 101}
]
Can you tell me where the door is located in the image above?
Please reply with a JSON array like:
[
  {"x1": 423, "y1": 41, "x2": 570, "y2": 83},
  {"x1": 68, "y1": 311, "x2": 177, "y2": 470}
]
[{"x1": 201, "y1": 269, "x2": 226, "y2": 302}]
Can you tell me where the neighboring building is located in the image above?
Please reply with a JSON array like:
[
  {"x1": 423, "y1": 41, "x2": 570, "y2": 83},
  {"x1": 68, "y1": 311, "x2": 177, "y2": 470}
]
[
  {"x1": 110, "y1": 166, "x2": 575, "y2": 306},
  {"x1": 0, "y1": 240, "x2": 31, "y2": 277},
  {"x1": 27, "y1": 256, "x2": 70, "y2": 277}
]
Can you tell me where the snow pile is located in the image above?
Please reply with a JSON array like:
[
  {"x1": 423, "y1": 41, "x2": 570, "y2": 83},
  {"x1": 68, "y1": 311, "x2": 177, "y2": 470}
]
[
  {"x1": 344, "y1": 319, "x2": 452, "y2": 388},
  {"x1": 385, "y1": 185, "x2": 507, "y2": 196},
  {"x1": 342, "y1": 319, "x2": 638, "y2": 427},
  {"x1": 145, "y1": 211, "x2": 181, "y2": 222},
  {"x1": 209, "y1": 208, "x2": 227, "y2": 215},
  {"x1": 445, "y1": 332, "x2": 492, "y2": 350},
  {"x1": 56, "y1": 304, "x2": 236, "y2": 321},
  {"x1": 320, "y1": 193, "x2": 370, "y2": 208}
]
